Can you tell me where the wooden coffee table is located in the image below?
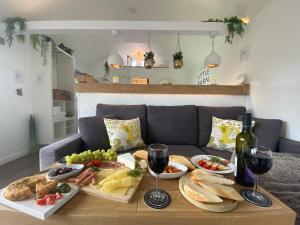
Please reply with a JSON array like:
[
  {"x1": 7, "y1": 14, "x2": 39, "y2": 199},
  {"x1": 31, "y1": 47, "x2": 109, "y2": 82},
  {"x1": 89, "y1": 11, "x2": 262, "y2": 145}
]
[{"x1": 0, "y1": 173, "x2": 296, "y2": 225}]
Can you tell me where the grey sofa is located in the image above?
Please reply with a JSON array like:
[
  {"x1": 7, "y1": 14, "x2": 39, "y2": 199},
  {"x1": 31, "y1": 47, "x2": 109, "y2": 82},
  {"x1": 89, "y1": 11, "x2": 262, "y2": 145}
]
[{"x1": 39, "y1": 104, "x2": 299, "y2": 170}]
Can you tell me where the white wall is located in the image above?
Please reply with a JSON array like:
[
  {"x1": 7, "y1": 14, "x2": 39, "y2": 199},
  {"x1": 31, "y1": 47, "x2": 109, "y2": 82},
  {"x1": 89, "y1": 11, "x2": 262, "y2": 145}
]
[
  {"x1": 0, "y1": 34, "x2": 31, "y2": 165},
  {"x1": 214, "y1": 0, "x2": 300, "y2": 141}
]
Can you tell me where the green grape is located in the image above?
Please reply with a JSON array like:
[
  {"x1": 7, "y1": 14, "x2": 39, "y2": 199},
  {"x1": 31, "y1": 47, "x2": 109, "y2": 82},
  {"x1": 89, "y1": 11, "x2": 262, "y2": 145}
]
[{"x1": 101, "y1": 149, "x2": 105, "y2": 153}]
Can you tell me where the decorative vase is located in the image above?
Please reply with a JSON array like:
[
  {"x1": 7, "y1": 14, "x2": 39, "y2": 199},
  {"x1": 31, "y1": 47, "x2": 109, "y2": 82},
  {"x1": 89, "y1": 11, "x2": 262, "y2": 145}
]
[
  {"x1": 173, "y1": 59, "x2": 183, "y2": 69},
  {"x1": 144, "y1": 59, "x2": 154, "y2": 69}
]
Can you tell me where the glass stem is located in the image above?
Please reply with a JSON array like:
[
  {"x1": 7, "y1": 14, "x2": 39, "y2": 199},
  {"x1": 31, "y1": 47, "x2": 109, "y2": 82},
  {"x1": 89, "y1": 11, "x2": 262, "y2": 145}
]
[
  {"x1": 156, "y1": 174, "x2": 159, "y2": 197},
  {"x1": 254, "y1": 174, "x2": 258, "y2": 194}
]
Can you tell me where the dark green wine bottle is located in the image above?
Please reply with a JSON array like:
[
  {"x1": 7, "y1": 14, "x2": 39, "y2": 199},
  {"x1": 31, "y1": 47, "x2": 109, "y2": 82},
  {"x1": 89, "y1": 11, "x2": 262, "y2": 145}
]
[{"x1": 234, "y1": 113, "x2": 257, "y2": 187}]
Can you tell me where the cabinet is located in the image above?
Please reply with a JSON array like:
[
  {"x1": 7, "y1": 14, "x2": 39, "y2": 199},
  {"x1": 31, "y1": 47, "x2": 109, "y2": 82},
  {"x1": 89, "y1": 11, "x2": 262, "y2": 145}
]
[{"x1": 30, "y1": 42, "x2": 77, "y2": 145}]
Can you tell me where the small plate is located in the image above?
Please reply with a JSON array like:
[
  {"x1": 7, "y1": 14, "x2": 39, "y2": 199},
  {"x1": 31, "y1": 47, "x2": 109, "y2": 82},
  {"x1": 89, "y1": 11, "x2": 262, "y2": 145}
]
[
  {"x1": 149, "y1": 161, "x2": 188, "y2": 179},
  {"x1": 48, "y1": 164, "x2": 84, "y2": 180},
  {"x1": 191, "y1": 155, "x2": 234, "y2": 174}
]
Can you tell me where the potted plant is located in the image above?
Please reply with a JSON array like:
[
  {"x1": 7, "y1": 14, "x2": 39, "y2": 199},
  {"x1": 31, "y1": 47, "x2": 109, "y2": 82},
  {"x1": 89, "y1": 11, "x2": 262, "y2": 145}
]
[
  {"x1": 144, "y1": 51, "x2": 155, "y2": 69},
  {"x1": 173, "y1": 51, "x2": 183, "y2": 69}
]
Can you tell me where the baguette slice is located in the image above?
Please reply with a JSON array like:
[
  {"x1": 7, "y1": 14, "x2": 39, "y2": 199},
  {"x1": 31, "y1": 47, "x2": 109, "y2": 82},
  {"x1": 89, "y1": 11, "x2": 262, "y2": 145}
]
[
  {"x1": 183, "y1": 183, "x2": 223, "y2": 203},
  {"x1": 169, "y1": 155, "x2": 196, "y2": 171},
  {"x1": 191, "y1": 173, "x2": 234, "y2": 185},
  {"x1": 197, "y1": 182, "x2": 244, "y2": 201},
  {"x1": 191, "y1": 169, "x2": 224, "y2": 178}
]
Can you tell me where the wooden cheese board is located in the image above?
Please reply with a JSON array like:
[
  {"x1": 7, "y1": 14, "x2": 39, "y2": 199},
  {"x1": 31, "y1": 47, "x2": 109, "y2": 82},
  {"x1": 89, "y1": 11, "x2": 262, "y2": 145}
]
[
  {"x1": 79, "y1": 172, "x2": 144, "y2": 203},
  {"x1": 179, "y1": 173, "x2": 238, "y2": 212}
]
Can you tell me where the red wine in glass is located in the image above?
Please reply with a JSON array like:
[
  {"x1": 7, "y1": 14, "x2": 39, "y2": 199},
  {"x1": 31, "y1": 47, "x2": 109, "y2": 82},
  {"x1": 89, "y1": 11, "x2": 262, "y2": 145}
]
[
  {"x1": 240, "y1": 146, "x2": 273, "y2": 207},
  {"x1": 144, "y1": 144, "x2": 170, "y2": 209}
]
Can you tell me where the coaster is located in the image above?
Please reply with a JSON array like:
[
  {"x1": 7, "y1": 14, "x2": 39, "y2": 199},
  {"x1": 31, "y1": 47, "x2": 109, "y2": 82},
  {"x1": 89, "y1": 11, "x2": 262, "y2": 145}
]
[
  {"x1": 240, "y1": 189, "x2": 272, "y2": 207},
  {"x1": 144, "y1": 189, "x2": 171, "y2": 209}
]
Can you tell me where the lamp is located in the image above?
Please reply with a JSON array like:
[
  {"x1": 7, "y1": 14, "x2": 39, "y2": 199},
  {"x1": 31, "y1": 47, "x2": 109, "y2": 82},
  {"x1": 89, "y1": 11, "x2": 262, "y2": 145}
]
[
  {"x1": 204, "y1": 31, "x2": 222, "y2": 69},
  {"x1": 107, "y1": 30, "x2": 124, "y2": 69}
]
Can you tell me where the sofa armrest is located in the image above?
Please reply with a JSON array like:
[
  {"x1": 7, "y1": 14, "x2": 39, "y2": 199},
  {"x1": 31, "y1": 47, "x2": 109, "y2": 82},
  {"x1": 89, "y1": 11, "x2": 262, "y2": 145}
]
[
  {"x1": 39, "y1": 133, "x2": 84, "y2": 170},
  {"x1": 278, "y1": 137, "x2": 300, "y2": 154}
]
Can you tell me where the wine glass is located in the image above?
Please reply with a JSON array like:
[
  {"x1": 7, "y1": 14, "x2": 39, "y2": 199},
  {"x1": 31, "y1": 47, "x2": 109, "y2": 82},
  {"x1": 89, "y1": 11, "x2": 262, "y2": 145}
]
[
  {"x1": 240, "y1": 146, "x2": 273, "y2": 207},
  {"x1": 144, "y1": 143, "x2": 170, "y2": 209}
]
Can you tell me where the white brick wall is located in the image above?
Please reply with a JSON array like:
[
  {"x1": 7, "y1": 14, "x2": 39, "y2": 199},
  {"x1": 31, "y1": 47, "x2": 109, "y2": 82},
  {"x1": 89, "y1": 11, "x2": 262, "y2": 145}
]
[{"x1": 77, "y1": 93, "x2": 247, "y2": 118}]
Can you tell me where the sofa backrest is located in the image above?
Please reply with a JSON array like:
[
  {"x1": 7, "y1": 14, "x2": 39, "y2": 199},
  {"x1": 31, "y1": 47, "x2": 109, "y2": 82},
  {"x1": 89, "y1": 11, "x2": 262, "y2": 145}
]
[
  {"x1": 198, "y1": 106, "x2": 246, "y2": 147},
  {"x1": 147, "y1": 105, "x2": 198, "y2": 145},
  {"x1": 96, "y1": 104, "x2": 148, "y2": 142}
]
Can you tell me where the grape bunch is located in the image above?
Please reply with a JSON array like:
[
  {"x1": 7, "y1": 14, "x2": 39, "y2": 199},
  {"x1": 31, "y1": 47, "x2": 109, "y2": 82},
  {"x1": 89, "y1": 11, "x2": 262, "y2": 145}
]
[{"x1": 65, "y1": 149, "x2": 117, "y2": 165}]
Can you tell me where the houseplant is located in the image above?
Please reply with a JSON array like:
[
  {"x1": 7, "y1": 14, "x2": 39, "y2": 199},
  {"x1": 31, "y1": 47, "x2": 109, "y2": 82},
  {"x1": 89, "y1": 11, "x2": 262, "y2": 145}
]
[
  {"x1": 144, "y1": 51, "x2": 155, "y2": 69},
  {"x1": 3, "y1": 17, "x2": 27, "y2": 47},
  {"x1": 204, "y1": 16, "x2": 246, "y2": 44},
  {"x1": 173, "y1": 51, "x2": 183, "y2": 69}
]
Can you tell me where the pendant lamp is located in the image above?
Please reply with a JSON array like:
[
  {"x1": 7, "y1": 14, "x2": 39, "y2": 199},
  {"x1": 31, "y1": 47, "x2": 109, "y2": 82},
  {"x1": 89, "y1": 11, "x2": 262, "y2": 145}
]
[
  {"x1": 107, "y1": 30, "x2": 124, "y2": 69},
  {"x1": 204, "y1": 31, "x2": 221, "y2": 69}
]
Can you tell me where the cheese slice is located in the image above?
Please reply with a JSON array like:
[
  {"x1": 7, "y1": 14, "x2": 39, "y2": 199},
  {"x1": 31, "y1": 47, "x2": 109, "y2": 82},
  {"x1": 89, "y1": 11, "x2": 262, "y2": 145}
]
[{"x1": 117, "y1": 153, "x2": 136, "y2": 169}]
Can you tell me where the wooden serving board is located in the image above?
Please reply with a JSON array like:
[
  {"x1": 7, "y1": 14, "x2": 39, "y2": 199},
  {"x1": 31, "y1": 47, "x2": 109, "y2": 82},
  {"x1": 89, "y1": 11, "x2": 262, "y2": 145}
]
[
  {"x1": 179, "y1": 173, "x2": 238, "y2": 212},
  {"x1": 76, "y1": 170, "x2": 144, "y2": 203}
]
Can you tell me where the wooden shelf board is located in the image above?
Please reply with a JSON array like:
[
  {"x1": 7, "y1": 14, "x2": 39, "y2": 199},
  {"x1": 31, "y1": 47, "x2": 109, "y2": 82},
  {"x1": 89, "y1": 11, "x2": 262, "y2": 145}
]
[{"x1": 75, "y1": 83, "x2": 250, "y2": 96}]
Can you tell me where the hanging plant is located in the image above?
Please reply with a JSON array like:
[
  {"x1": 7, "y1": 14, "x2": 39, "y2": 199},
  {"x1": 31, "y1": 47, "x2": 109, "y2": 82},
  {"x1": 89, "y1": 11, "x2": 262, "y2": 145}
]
[
  {"x1": 172, "y1": 35, "x2": 183, "y2": 69},
  {"x1": 203, "y1": 16, "x2": 246, "y2": 44},
  {"x1": 30, "y1": 34, "x2": 55, "y2": 65},
  {"x1": 3, "y1": 17, "x2": 27, "y2": 47},
  {"x1": 144, "y1": 51, "x2": 155, "y2": 69},
  {"x1": 144, "y1": 33, "x2": 155, "y2": 69}
]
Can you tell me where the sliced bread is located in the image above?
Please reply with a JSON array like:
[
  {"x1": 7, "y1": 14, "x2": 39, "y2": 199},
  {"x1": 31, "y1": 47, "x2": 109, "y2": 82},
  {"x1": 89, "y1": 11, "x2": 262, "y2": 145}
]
[
  {"x1": 197, "y1": 182, "x2": 244, "y2": 201},
  {"x1": 183, "y1": 183, "x2": 223, "y2": 203},
  {"x1": 191, "y1": 173, "x2": 234, "y2": 185}
]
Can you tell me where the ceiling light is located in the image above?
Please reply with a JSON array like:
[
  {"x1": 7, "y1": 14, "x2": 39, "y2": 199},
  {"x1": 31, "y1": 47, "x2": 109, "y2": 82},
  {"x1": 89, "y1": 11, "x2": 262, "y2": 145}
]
[
  {"x1": 204, "y1": 31, "x2": 221, "y2": 69},
  {"x1": 107, "y1": 30, "x2": 124, "y2": 69},
  {"x1": 241, "y1": 17, "x2": 250, "y2": 24}
]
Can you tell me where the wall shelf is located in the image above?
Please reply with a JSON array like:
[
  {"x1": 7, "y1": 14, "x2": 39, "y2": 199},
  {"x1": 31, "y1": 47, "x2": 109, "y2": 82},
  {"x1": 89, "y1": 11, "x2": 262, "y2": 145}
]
[{"x1": 75, "y1": 83, "x2": 250, "y2": 96}]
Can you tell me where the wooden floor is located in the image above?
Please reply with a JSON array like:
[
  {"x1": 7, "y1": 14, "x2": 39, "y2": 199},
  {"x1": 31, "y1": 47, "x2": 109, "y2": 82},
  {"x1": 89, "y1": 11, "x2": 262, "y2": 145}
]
[{"x1": 0, "y1": 153, "x2": 39, "y2": 188}]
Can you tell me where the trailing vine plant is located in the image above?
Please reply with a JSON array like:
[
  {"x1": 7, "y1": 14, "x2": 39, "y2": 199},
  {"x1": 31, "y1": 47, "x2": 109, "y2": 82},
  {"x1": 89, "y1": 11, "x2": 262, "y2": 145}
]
[
  {"x1": 3, "y1": 17, "x2": 27, "y2": 47},
  {"x1": 203, "y1": 16, "x2": 246, "y2": 44}
]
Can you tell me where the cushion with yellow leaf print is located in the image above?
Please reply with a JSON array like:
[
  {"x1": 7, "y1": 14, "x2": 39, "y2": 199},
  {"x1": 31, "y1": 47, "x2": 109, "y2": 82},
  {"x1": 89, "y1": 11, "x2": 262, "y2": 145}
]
[
  {"x1": 207, "y1": 117, "x2": 243, "y2": 150},
  {"x1": 104, "y1": 118, "x2": 146, "y2": 152}
]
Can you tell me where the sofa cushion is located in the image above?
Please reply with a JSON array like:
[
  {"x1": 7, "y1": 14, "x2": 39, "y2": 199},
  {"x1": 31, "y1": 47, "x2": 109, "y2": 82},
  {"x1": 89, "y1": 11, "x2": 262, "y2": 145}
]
[
  {"x1": 167, "y1": 145, "x2": 205, "y2": 157},
  {"x1": 78, "y1": 115, "x2": 114, "y2": 150},
  {"x1": 198, "y1": 106, "x2": 246, "y2": 147},
  {"x1": 237, "y1": 116, "x2": 283, "y2": 152},
  {"x1": 147, "y1": 105, "x2": 198, "y2": 145},
  {"x1": 278, "y1": 138, "x2": 300, "y2": 154},
  {"x1": 96, "y1": 104, "x2": 147, "y2": 142}
]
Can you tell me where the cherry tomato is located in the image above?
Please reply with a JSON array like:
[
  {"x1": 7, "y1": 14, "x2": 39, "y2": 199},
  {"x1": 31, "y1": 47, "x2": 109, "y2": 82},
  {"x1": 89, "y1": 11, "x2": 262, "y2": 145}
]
[
  {"x1": 46, "y1": 196, "x2": 55, "y2": 205},
  {"x1": 210, "y1": 165, "x2": 218, "y2": 171},
  {"x1": 93, "y1": 160, "x2": 101, "y2": 167},
  {"x1": 55, "y1": 192, "x2": 63, "y2": 200},
  {"x1": 204, "y1": 164, "x2": 211, "y2": 169},
  {"x1": 36, "y1": 198, "x2": 46, "y2": 206},
  {"x1": 198, "y1": 160, "x2": 206, "y2": 167}
]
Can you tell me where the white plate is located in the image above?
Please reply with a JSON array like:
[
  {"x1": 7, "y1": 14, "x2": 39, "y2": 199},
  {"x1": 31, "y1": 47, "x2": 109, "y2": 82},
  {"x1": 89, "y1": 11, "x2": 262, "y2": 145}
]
[
  {"x1": 149, "y1": 161, "x2": 188, "y2": 179},
  {"x1": 191, "y1": 155, "x2": 234, "y2": 174},
  {"x1": 48, "y1": 164, "x2": 84, "y2": 180},
  {"x1": 0, "y1": 185, "x2": 78, "y2": 220}
]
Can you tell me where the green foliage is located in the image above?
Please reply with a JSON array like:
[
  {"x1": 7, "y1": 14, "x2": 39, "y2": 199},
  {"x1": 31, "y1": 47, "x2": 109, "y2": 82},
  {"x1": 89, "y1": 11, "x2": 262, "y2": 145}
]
[
  {"x1": 30, "y1": 34, "x2": 41, "y2": 51},
  {"x1": 144, "y1": 51, "x2": 155, "y2": 63},
  {"x1": 3, "y1": 17, "x2": 27, "y2": 47},
  {"x1": 203, "y1": 16, "x2": 246, "y2": 44},
  {"x1": 173, "y1": 51, "x2": 183, "y2": 61}
]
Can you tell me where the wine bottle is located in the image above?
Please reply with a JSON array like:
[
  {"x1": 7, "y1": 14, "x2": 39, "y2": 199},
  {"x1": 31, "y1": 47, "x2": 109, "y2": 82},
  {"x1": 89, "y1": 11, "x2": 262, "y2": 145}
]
[{"x1": 234, "y1": 113, "x2": 257, "y2": 187}]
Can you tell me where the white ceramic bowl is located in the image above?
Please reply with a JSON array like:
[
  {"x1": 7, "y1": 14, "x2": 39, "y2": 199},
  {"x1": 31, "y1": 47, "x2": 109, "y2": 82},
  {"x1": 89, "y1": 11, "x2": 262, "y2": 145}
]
[
  {"x1": 191, "y1": 155, "x2": 235, "y2": 174},
  {"x1": 149, "y1": 161, "x2": 188, "y2": 179},
  {"x1": 48, "y1": 164, "x2": 84, "y2": 180}
]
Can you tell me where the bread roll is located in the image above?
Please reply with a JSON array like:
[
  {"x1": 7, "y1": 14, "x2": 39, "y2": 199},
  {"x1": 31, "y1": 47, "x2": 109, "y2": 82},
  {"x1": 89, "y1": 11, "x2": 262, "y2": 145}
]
[
  {"x1": 183, "y1": 183, "x2": 223, "y2": 203},
  {"x1": 133, "y1": 150, "x2": 148, "y2": 160},
  {"x1": 169, "y1": 155, "x2": 195, "y2": 171}
]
